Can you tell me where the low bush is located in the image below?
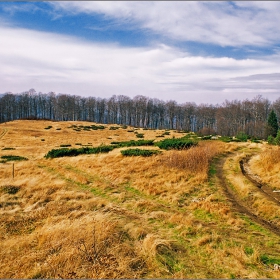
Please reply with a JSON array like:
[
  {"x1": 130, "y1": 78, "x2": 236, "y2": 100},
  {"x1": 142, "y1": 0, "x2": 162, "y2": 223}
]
[
  {"x1": 236, "y1": 132, "x2": 248, "y2": 142},
  {"x1": 121, "y1": 149, "x2": 161, "y2": 157},
  {"x1": 1, "y1": 185, "x2": 21, "y2": 194},
  {"x1": 1, "y1": 155, "x2": 28, "y2": 162},
  {"x1": 162, "y1": 131, "x2": 170, "y2": 136},
  {"x1": 45, "y1": 145, "x2": 115, "y2": 159},
  {"x1": 2, "y1": 147, "x2": 15, "y2": 150},
  {"x1": 155, "y1": 137, "x2": 197, "y2": 150},
  {"x1": 267, "y1": 135, "x2": 275, "y2": 145},
  {"x1": 136, "y1": 133, "x2": 144, "y2": 138},
  {"x1": 44, "y1": 126, "x2": 52, "y2": 130},
  {"x1": 109, "y1": 126, "x2": 120, "y2": 130},
  {"x1": 275, "y1": 130, "x2": 280, "y2": 146},
  {"x1": 111, "y1": 139, "x2": 154, "y2": 147},
  {"x1": 69, "y1": 124, "x2": 105, "y2": 131}
]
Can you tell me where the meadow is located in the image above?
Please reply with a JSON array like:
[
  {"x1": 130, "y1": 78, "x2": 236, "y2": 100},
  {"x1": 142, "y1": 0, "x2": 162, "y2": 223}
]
[{"x1": 1, "y1": 120, "x2": 280, "y2": 279}]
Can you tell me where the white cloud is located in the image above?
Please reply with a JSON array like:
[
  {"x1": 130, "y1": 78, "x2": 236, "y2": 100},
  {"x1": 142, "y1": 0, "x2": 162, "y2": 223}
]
[
  {"x1": 51, "y1": 1, "x2": 280, "y2": 47},
  {"x1": 1, "y1": 25, "x2": 280, "y2": 104}
]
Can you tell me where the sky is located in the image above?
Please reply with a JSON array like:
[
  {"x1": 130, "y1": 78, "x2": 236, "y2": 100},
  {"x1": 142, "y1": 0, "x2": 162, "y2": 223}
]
[{"x1": 1, "y1": 1, "x2": 280, "y2": 104}]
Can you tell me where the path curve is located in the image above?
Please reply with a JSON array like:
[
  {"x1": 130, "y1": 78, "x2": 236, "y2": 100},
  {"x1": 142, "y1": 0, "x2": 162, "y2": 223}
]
[
  {"x1": 240, "y1": 156, "x2": 280, "y2": 205},
  {"x1": 215, "y1": 153, "x2": 280, "y2": 236}
]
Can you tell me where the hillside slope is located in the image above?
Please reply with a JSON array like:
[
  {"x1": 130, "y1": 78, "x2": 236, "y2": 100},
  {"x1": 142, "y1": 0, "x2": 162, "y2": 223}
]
[{"x1": 0, "y1": 120, "x2": 280, "y2": 278}]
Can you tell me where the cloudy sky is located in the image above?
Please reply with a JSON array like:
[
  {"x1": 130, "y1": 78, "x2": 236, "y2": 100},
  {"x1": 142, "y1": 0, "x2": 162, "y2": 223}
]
[{"x1": 1, "y1": 1, "x2": 280, "y2": 104}]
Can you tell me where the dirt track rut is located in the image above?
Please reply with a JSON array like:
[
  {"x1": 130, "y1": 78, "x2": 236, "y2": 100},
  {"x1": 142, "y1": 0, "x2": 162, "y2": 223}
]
[
  {"x1": 216, "y1": 153, "x2": 280, "y2": 237},
  {"x1": 240, "y1": 156, "x2": 280, "y2": 205}
]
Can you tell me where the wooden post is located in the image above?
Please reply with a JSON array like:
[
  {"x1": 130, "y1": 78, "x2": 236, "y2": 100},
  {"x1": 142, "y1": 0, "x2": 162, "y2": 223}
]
[{"x1": 12, "y1": 163, "x2": 14, "y2": 179}]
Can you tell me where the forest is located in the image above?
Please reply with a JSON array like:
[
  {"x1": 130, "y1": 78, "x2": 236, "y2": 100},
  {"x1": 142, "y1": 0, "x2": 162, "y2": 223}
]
[{"x1": 1, "y1": 89, "x2": 280, "y2": 139}]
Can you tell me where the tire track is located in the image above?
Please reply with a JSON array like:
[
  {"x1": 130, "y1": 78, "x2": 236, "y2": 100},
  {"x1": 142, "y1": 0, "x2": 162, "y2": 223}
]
[
  {"x1": 0, "y1": 128, "x2": 8, "y2": 140},
  {"x1": 240, "y1": 156, "x2": 280, "y2": 205},
  {"x1": 216, "y1": 154, "x2": 280, "y2": 237}
]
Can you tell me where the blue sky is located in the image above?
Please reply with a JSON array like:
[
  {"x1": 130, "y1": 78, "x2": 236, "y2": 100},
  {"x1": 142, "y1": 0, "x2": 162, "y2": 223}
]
[{"x1": 1, "y1": 1, "x2": 280, "y2": 104}]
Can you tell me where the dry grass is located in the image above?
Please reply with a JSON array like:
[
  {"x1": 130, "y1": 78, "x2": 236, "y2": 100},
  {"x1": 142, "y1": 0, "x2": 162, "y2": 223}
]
[
  {"x1": 160, "y1": 141, "x2": 229, "y2": 180},
  {"x1": 224, "y1": 148, "x2": 280, "y2": 226},
  {"x1": 1, "y1": 120, "x2": 280, "y2": 278},
  {"x1": 250, "y1": 145, "x2": 280, "y2": 189}
]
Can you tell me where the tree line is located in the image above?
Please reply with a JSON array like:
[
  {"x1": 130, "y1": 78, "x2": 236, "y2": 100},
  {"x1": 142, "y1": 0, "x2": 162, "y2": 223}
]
[{"x1": 0, "y1": 89, "x2": 279, "y2": 139}]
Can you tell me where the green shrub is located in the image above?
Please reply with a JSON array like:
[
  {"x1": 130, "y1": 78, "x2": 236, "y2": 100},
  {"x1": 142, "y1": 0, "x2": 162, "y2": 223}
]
[
  {"x1": 1, "y1": 185, "x2": 20, "y2": 194},
  {"x1": 109, "y1": 126, "x2": 120, "y2": 130},
  {"x1": 91, "y1": 125, "x2": 105, "y2": 130},
  {"x1": 56, "y1": 128, "x2": 61, "y2": 130},
  {"x1": 162, "y1": 131, "x2": 170, "y2": 135},
  {"x1": 111, "y1": 139, "x2": 154, "y2": 147},
  {"x1": 41, "y1": 139, "x2": 45, "y2": 141},
  {"x1": 267, "y1": 135, "x2": 275, "y2": 145},
  {"x1": 121, "y1": 148, "x2": 161, "y2": 157},
  {"x1": 44, "y1": 126, "x2": 52, "y2": 130},
  {"x1": 69, "y1": 124, "x2": 105, "y2": 131},
  {"x1": 275, "y1": 130, "x2": 280, "y2": 146},
  {"x1": 45, "y1": 145, "x2": 115, "y2": 159},
  {"x1": 1, "y1": 155, "x2": 28, "y2": 162},
  {"x1": 155, "y1": 137, "x2": 197, "y2": 150},
  {"x1": 2, "y1": 147, "x2": 15, "y2": 150},
  {"x1": 136, "y1": 133, "x2": 144, "y2": 138},
  {"x1": 236, "y1": 132, "x2": 248, "y2": 142}
]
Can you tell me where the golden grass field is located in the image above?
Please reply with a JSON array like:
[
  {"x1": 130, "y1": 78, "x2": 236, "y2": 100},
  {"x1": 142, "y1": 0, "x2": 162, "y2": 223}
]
[{"x1": 1, "y1": 120, "x2": 280, "y2": 278}]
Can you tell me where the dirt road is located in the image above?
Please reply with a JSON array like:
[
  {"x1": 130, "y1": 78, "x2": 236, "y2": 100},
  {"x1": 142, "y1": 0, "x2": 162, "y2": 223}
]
[{"x1": 216, "y1": 152, "x2": 280, "y2": 236}]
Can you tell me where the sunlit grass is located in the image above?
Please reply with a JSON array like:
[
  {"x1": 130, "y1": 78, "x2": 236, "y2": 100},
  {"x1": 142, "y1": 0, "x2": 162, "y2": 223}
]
[{"x1": 0, "y1": 120, "x2": 280, "y2": 278}]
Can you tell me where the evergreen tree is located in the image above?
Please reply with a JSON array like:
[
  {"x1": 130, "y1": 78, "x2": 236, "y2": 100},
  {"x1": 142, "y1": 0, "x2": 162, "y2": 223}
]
[{"x1": 267, "y1": 110, "x2": 279, "y2": 137}]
